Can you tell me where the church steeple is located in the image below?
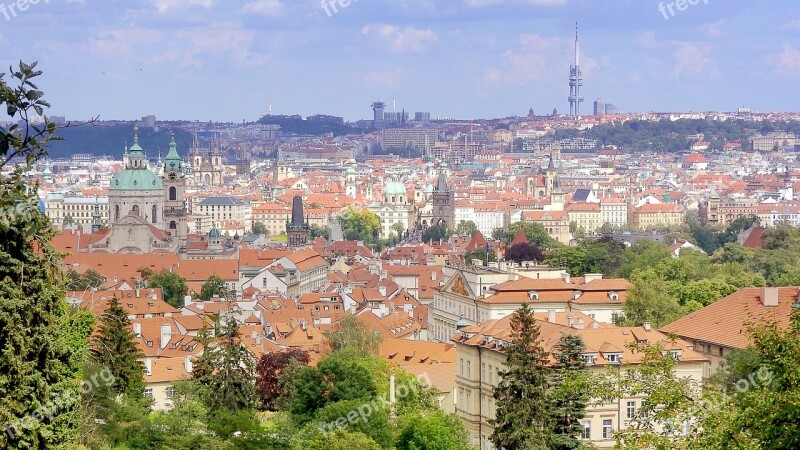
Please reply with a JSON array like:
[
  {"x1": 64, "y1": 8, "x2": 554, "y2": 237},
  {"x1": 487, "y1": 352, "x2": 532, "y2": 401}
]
[
  {"x1": 163, "y1": 130, "x2": 184, "y2": 174},
  {"x1": 127, "y1": 125, "x2": 146, "y2": 169}
]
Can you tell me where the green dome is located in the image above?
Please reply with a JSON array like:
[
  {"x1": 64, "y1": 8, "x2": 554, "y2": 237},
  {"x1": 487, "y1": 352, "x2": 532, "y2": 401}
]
[
  {"x1": 110, "y1": 169, "x2": 163, "y2": 191},
  {"x1": 384, "y1": 181, "x2": 406, "y2": 196}
]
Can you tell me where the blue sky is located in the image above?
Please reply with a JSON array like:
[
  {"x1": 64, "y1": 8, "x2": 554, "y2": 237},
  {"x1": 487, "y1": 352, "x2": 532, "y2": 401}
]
[{"x1": 1, "y1": 0, "x2": 798, "y2": 122}]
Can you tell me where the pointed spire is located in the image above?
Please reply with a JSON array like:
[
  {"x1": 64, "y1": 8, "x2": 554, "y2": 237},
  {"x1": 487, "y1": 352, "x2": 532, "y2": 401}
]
[{"x1": 133, "y1": 124, "x2": 139, "y2": 143}]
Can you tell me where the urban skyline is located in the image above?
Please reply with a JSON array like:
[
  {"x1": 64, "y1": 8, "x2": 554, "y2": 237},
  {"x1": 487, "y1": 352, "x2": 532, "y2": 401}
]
[{"x1": 0, "y1": 0, "x2": 798, "y2": 122}]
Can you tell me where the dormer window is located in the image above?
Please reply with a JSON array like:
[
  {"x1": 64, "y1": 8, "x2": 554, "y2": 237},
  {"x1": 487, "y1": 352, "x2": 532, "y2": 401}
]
[
  {"x1": 528, "y1": 290, "x2": 539, "y2": 300},
  {"x1": 579, "y1": 354, "x2": 597, "y2": 366},
  {"x1": 608, "y1": 291, "x2": 620, "y2": 301},
  {"x1": 605, "y1": 353, "x2": 623, "y2": 364}
]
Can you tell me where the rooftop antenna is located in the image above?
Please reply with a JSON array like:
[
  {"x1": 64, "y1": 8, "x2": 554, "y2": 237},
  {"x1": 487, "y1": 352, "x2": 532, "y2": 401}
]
[
  {"x1": 268, "y1": 99, "x2": 272, "y2": 115},
  {"x1": 393, "y1": 95, "x2": 396, "y2": 113}
]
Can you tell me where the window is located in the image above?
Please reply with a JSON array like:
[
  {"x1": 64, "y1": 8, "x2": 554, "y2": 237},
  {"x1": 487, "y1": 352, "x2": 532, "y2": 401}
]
[
  {"x1": 166, "y1": 386, "x2": 176, "y2": 399},
  {"x1": 602, "y1": 419, "x2": 613, "y2": 439},
  {"x1": 627, "y1": 401, "x2": 636, "y2": 419},
  {"x1": 607, "y1": 353, "x2": 621, "y2": 364},
  {"x1": 581, "y1": 421, "x2": 591, "y2": 440},
  {"x1": 143, "y1": 388, "x2": 153, "y2": 398},
  {"x1": 169, "y1": 186, "x2": 177, "y2": 201}
]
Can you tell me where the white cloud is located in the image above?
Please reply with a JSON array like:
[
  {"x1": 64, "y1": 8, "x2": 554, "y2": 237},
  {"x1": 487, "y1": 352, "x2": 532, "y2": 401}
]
[
  {"x1": 150, "y1": 0, "x2": 216, "y2": 14},
  {"x1": 362, "y1": 24, "x2": 437, "y2": 53},
  {"x1": 770, "y1": 44, "x2": 800, "y2": 77},
  {"x1": 464, "y1": 0, "x2": 567, "y2": 7},
  {"x1": 241, "y1": 0, "x2": 285, "y2": 17},
  {"x1": 672, "y1": 42, "x2": 718, "y2": 78},
  {"x1": 701, "y1": 20, "x2": 726, "y2": 39},
  {"x1": 364, "y1": 69, "x2": 405, "y2": 89},
  {"x1": 780, "y1": 19, "x2": 800, "y2": 33},
  {"x1": 488, "y1": 32, "x2": 598, "y2": 84},
  {"x1": 174, "y1": 21, "x2": 268, "y2": 69}
]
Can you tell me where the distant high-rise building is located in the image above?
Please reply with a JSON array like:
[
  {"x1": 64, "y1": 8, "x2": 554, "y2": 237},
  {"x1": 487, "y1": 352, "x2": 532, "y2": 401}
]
[
  {"x1": 372, "y1": 101, "x2": 386, "y2": 129},
  {"x1": 140, "y1": 115, "x2": 156, "y2": 128},
  {"x1": 384, "y1": 111, "x2": 409, "y2": 125},
  {"x1": 414, "y1": 112, "x2": 431, "y2": 123},
  {"x1": 568, "y1": 23, "x2": 584, "y2": 118},
  {"x1": 594, "y1": 98, "x2": 605, "y2": 116},
  {"x1": 605, "y1": 103, "x2": 619, "y2": 114}
]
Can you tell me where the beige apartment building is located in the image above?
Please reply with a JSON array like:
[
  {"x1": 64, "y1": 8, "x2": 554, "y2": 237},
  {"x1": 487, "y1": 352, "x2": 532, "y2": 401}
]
[
  {"x1": 632, "y1": 203, "x2": 685, "y2": 230},
  {"x1": 566, "y1": 202, "x2": 602, "y2": 234},
  {"x1": 453, "y1": 317, "x2": 707, "y2": 449},
  {"x1": 520, "y1": 210, "x2": 571, "y2": 244}
]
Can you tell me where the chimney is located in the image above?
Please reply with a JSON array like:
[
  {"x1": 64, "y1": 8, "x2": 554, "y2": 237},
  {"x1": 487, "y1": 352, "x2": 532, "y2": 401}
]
[
  {"x1": 762, "y1": 287, "x2": 779, "y2": 307},
  {"x1": 547, "y1": 310, "x2": 556, "y2": 324},
  {"x1": 183, "y1": 295, "x2": 192, "y2": 307},
  {"x1": 160, "y1": 323, "x2": 172, "y2": 349},
  {"x1": 584, "y1": 273, "x2": 604, "y2": 283},
  {"x1": 575, "y1": 318, "x2": 585, "y2": 329},
  {"x1": 591, "y1": 320, "x2": 599, "y2": 329},
  {"x1": 644, "y1": 322, "x2": 651, "y2": 331},
  {"x1": 431, "y1": 271, "x2": 437, "y2": 281},
  {"x1": 135, "y1": 288, "x2": 140, "y2": 298},
  {"x1": 184, "y1": 355, "x2": 193, "y2": 373},
  {"x1": 562, "y1": 273, "x2": 571, "y2": 284},
  {"x1": 144, "y1": 357, "x2": 152, "y2": 376},
  {"x1": 379, "y1": 285, "x2": 387, "y2": 296},
  {"x1": 566, "y1": 315, "x2": 574, "y2": 327},
  {"x1": 133, "y1": 323, "x2": 142, "y2": 337}
]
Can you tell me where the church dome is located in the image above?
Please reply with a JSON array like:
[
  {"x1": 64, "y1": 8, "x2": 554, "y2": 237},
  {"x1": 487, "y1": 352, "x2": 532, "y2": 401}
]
[
  {"x1": 384, "y1": 181, "x2": 406, "y2": 196},
  {"x1": 110, "y1": 169, "x2": 163, "y2": 191},
  {"x1": 208, "y1": 223, "x2": 221, "y2": 238}
]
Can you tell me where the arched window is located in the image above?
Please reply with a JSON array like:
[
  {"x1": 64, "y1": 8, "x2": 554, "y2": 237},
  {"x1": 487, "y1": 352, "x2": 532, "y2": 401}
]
[
  {"x1": 392, "y1": 196, "x2": 396, "y2": 203},
  {"x1": 132, "y1": 205, "x2": 140, "y2": 216},
  {"x1": 152, "y1": 205, "x2": 158, "y2": 224},
  {"x1": 169, "y1": 186, "x2": 177, "y2": 201},
  {"x1": 169, "y1": 221, "x2": 177, "y2": 230},
  {"x1": 114, "y1": 205, "x2": 120, "y2": 221}
]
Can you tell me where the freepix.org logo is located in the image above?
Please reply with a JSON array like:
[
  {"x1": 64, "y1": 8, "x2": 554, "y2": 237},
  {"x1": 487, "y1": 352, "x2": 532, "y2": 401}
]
[
  {"x1": 658, "y1": 0, "x2": 709, "y2": 20},
  {"x1": 321, "y1": 0, "x2": 357, "y2": 18},
  {"x1": 0, "y1": 0, "x2": 49, "y2": 21}
]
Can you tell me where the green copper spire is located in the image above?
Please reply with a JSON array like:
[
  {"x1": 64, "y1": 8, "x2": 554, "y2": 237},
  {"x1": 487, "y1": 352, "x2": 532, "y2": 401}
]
[
  {"x1": 129, "y1": 125, "x2": 144, "y2": 155},
  {"x1": 164, "y1": 129, "x2": 183, "y2": 172}
]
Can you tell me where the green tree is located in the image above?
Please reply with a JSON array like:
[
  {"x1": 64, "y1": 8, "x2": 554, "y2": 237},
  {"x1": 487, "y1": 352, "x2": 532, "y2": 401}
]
[
  {"x1": 199, "y1": 274, "x2": 229, "y2": 301},
  {"x1": 310, "y1": 223, "x2": 329, "y2": 239},
  {"x1": 314, "y1": 399, "x2": 394, "y2": 448},
  {"x1": 252, "y1": 221, "x2": 267, "y2": 235},
  {"x1": 491, "y1": 227, "x2": 506, "y2": 241},
  {"x1": 621, "y1": 269, "x2": 685, "y2": 327},
  {"x1": 491, "y1": 303, "x2": 553, "y2": 449},
  {"x1": 455, "y1": 220, "x2": 478, "y2": 236},
  {"x1": 0, "y1": 60, "x2": 81, "y2": 448},
  {"x1": 193, "y1": 310, "x2": 256, "y2": 413},
  {"x1": 295, "y1": 428, "x2": 382, "y2": 450},
  {"x1": 422, "y1": 224, "x2": 450, "y2": 243},
  {"x1": 289, "y1": 355, "x2": 378, "y2": 424},
  {"x1": 89, "y1": 296, "x2": 146, "y2": 396},
  {"x1": 550, "y1": 333, "x2": 588, "y2": 450},
  {"x1": 338, "y1": 207, "x2": 382, "y2": 243},
  {"x1": 65, "y1": 268, "x2": 105, "y2": 291},
  {"x1": 142, "y1": 268, "x2": 189, "y2": 308},
  {"x1": 396, "y1": 410, "x2": 472, "y2": 450},
  {"x1": 391, "y1": 221, "x2": 406, "y2": 239},
  {"x1": 505, "y1": 221, "x2": 556, "y2": 249},
  {"x1": 325, "y1": 314, "x2": 382, "y2": 358},
  {"x1": 464, "y1": 248, "x2": 497, "y2": 266}
]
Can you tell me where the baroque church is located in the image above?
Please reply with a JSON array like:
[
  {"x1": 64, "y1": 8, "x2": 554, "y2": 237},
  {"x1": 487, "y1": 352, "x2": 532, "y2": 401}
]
[{"x1": 86, "y1": 127, "x2": 188, "y2": 254}]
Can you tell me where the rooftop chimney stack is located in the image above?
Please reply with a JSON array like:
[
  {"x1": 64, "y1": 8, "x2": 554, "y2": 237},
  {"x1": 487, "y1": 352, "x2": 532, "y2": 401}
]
[
  {"x1": 644, "y1": 322, "x2": 652, "y2": 331},
  {"x1": 184, "y1": 355, "x2": 193, "y2": 373},
  {"x1": 762, "y1": 287, "x2": 779, "y2": 307},
  {"x1": 133, "y1": 323, "x2": 142, "y2": 337},
  {"x1": 144, "y1": 357, "x2": 152, "y2": 376},
  {"x1": 548, "y1": 310, "x2": 557, "y2": 324},
  {"x1": 160, "y1": 323, "x2": 172, "y2": 350}
]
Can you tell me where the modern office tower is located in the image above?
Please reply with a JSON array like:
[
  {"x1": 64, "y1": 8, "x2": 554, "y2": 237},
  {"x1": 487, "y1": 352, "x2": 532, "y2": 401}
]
[
  {"x1": 372, "y1": 101, "x2": 386, "y2": 129},
  {"x1": 594, "y1": 98, "x2": 605, "y2": 116}
]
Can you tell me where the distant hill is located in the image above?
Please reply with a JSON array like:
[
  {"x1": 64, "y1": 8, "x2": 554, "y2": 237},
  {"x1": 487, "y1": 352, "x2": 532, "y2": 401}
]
[
  {"x1": 257, "y1": 115, "x2": 358, "y2": 136},
  {"x1": 44, "y1": 123, "x2": 195, "y2": 159}
]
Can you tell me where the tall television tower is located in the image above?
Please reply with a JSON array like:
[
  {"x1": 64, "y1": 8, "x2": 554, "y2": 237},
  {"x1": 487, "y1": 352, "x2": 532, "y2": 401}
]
[{"x1": 568, "y1": 22, "x2": 584, "y2": 118}]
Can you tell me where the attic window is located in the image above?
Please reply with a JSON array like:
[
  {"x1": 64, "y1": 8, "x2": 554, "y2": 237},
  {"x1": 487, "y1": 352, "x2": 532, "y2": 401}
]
[
  {"x1": 609, "y1": 291, "x2": 620, "y2": 301},
  {"x1": 528, "y1": 290, "x2": 539, "y2": 300},
  {"x1": 606, "y1": 353, "x2": 622, "y2": 364},
  {"x1": 127, "y1": 304, "x2": 134, "y2": 308}
]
